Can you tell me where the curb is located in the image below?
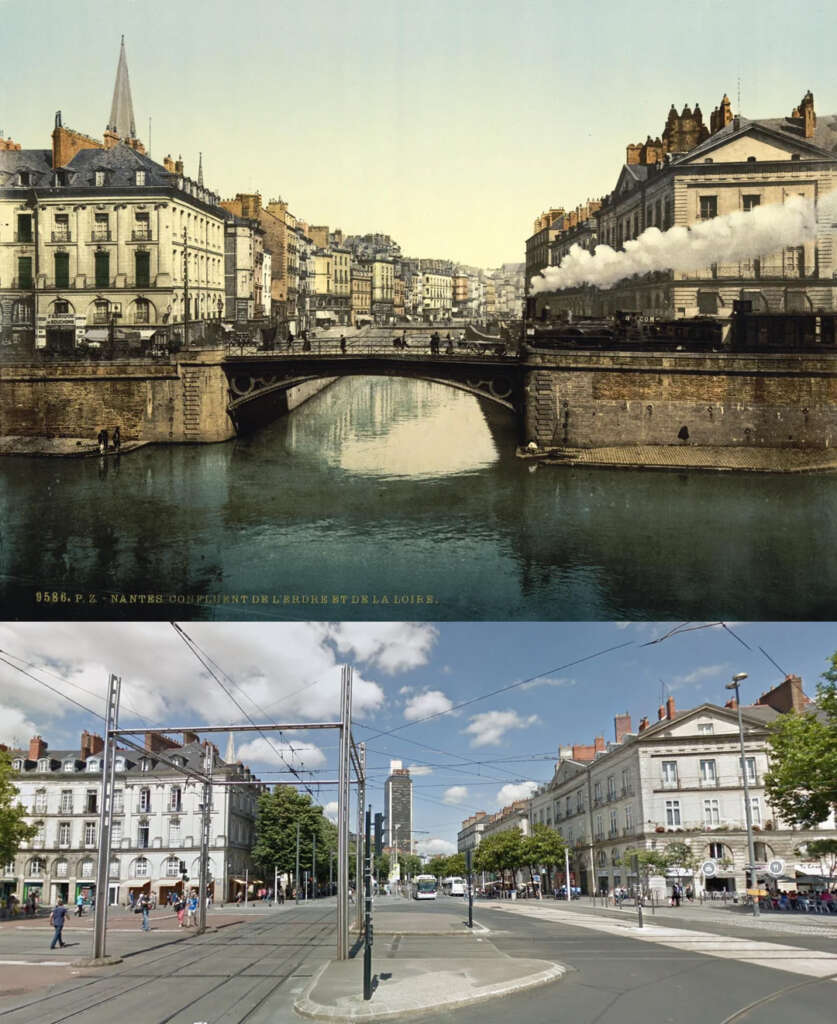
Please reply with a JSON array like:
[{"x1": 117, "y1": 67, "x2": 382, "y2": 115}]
[{"x1": 294, "y1": 959, "x2": 567, "y2": 1021}]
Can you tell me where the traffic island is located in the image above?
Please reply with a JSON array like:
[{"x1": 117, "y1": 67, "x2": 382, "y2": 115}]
[{"x1": 295, "y1": 954, "x2": 566, "y2": 1021}]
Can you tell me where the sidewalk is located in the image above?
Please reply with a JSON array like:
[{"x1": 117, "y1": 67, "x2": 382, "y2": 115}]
[
  {"x1": 0, "y1": 435, "x2": 149, "y2": 457},
  {"x1": 518, "y1": 443, "x2": 837, "y2": 473},
  {"x1": 296, "y1": 910, "x2": 565, "y2": 1021}
]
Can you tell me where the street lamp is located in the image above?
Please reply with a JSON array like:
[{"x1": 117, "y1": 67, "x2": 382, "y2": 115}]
[{"x1": 726, "y1": 672, "x2": 759, "y2": 918}]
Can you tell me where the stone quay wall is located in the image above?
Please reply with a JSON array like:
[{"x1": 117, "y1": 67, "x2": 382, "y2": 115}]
[{"x1": 522, "y1": 349, "x2": 837, "y2": 449}]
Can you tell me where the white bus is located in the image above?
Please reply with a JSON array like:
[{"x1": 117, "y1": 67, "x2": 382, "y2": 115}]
[
  {"x1": 441, "y1": 876, "x2": 465, "y2": 896},
  {"x1": 412, "y1": 874, "x2": 438, "y2": 900}
]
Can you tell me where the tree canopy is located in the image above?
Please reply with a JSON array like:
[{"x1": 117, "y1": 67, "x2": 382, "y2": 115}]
[
  {"x1": 764, "y1": 654, "x2": 837, "y2": 828},
  {"x1": 0, "y1": 752, "x2": 38, "y2": 866},
  {"x1": 474, "y1": 829, "x2": 523, "y2": 888},
  {"x1": 252, "y1": 787, "x2": 337, "y2": 884}
]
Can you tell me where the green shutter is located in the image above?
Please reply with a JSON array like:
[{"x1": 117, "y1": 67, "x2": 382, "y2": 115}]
[
  {"x1": 95, "y1": 252, "x2": 110, "y2": 288},
  {"x1": 18, "y1": 256, "x2": 33, "y2": 289},
  {"x1": 17, "y1": 215, "x2": 32, "y2": 243},
  {"x1": 135, "y1": 251, "x2": 150, "y2": 288},
  {"x1": 55, "y1": 252, "x2": 70, "y2": 289}
]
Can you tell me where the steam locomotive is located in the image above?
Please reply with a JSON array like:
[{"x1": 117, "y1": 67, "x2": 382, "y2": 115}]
[{"x1": 524, "y1": 302, "x2": 837, "y2": 354}]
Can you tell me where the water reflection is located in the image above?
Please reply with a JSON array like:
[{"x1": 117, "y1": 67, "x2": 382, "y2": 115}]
[{"x1": 0, "y1": 375, "x2": 835, "y2": 620}]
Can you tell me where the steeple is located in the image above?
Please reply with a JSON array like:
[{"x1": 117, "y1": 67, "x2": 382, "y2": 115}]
[
  {"x1": 198, "y1": 152, "x2": 204, "y2": 187},
  {"x1": 107, "y1": 35, "x2": 137, "y2": 140}
]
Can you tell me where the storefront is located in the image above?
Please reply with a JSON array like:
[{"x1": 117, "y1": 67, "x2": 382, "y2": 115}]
[{"x1": 74, "y1": 882, "x2": 96, "y2": 907}]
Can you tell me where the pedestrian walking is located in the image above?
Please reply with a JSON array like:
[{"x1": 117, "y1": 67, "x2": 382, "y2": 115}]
[
  {"x1": 175, "y1": 894, "x2": 186, "y2": 927},
  {"x1": 138, "y1": 892, "x2": 151, "y2": 931},
  {"x1": 186, "y1": 892, "x2": 198, "y2": 927},
  {"x1": 340, "y1": 335, "x2": 347, "y2": 353},
  {"x1": 112, "y1": 426, "x2": 121, "y2": 453},
  {"x1": 49, "y1": 898, "x2": 68, "y2": 949},
  {"x1": 75, "y1": 893, "x2": 84, "y2": 917}
]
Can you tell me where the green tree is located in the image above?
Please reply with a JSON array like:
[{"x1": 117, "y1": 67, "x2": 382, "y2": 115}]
[
  {"x1": 426, "y1": 855, "x2": 449, "y2": 878},
  {"x1": 474, "y1": 830, "x2": 523, "y2": 892},
  {"x1": 445, "y1": 852, "x2": 466, "y2": 877},
  {"x1": 795, "y1": 838, "x2": 837, "y2": 882},
  {"x1": 0, "y1": 752, "x2": 37, "y2": 867},
  {"x1": 764, "y1": 655, "x2": 837, "y2": 828},
  {"x1": 521, "y1": 823, "x2": 567, "y2": 893},
  {"x1": 252, "y1": 788, "x2": 336, "y2": 893},
  {"x1": 621, "y1": 841, "x2": 697, "y2": 896},
  {"x1": 374, "y1": 852, "x2": 391, "y2": 881}
]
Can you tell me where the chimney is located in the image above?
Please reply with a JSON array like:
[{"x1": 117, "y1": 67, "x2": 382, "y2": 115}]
[
  {"x1": 638, "y1": 716, "x2": 649, "y2": 732},
  {"x1": 80, "y1": 731, "x2": 104, "y2": 759},
  {"x1": 658, "y1": 704, "x2": 666, "y2": 721},
  {"x1": 144, "y1": 731, "x2": 179, "y2": 754},
  {"x1": 756, "y1": 674, "x2": 810, "y2": 714},
  {"x1": 175, "y1": 155, "x2": 184, "y2": 176},
  {"x1": 724, "y1": 697, "x2": 737, "y2": 710},
  {"x1": 799, "y1": 91, "x2": 816, "y2": 139},
  {"x1": 666, "y1": 696, "x2": 676, "y2": 720},
  {"x1": 28, "y1": 736, "x2": 47, "y2": 761},
  {"x1": 182, "y1": 731, "x2": 200, "y2": 746},
  {"x1": 614, "y1": 713, "x2": 632, "y2": 743},
  {"x1": 594, "y1": 735, "x2": 606, "y2": 753},
  {"x1": 163, "y1": 154, "x2": 175, "y2": 173}
]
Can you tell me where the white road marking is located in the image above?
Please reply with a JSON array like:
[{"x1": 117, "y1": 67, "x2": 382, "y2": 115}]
[
  {"x1": 495, "y1": 905, "x2": 837, "y2": 980},
  {"x1": 0, "y1": 959, "x2": 74, "y2": 966}
]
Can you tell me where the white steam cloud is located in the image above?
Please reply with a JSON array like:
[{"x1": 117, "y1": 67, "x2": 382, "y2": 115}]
[{"x1": 531, "y1": 195, "x2": 821, "y2": 293}]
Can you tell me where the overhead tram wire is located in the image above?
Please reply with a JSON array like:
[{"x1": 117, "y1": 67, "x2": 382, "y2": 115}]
[
  {"x1": 357, "y1": 639, "x2": 636, "y2": 745},
  {"x1": 170, "y1": 623, "x2": 320, "y2": 801}
]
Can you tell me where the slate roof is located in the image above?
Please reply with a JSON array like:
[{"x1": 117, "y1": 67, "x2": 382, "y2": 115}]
[{"x1": 674, "y1": 114, "x2": 837, "y2": 163}]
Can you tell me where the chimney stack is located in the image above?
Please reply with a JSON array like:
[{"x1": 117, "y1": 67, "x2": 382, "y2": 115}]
[
  {"x1": 614, "y1": 713, "x2": 632, "y2": 743},
  {"x1": 182, "y1": 731, "x2": 200, "y2": 746},
  {"x1": 666, "y1": 696, "x2": 676, "y2": 720},
  {"x1": 658, "y1": 705, "x2": 666, "y2": 721},
  {"x1": 724, "y1": 697, "x2": 737, "y2": 710},
  {"x1": 80, "y1": 731, "x2": 104, "y2": 760},
  {"x1": 174, "y1": 155, "x2": 184, "y2": 176},
  {"x1": 756, "y1": 674, "x2": 810, "y2": 714},
  {"x1": 28, "y1": 736, "x2": 47, "y2": 761},
  {"x1": 638, "y1": 716, "x2": 649, "y2": 732},
  {"x1": 594, "y1": 735, "x2": 606, "y2": 753}
]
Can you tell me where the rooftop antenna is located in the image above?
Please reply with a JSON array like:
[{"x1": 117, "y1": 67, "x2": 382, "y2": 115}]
[
  {"x1": 148, "y1": 116, "x2": 151, "y2": 157},
  {"x1": 737, "y1": 75, "x2": 741, "y2": 115}
]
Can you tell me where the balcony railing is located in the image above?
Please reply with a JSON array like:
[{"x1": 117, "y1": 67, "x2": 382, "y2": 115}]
[
  {"x1": 10, "y1": 279, "x2": 34, "y2": 290},
  {"x1": 131, "y1": 228, "x2": 152, "y2": 241},
  {"x1": 91, "y1": 230, "x2": 112, "y2": 242},
  {"x1": 14, "y1": 233, "x2": 34, "y2": 243},
  {"x1": 51, "y1": 231, "x2": 71, "y2": 242}
]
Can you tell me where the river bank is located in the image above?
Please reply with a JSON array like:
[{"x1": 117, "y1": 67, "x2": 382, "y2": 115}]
[
  {"x1": 517, "y1": 443, "x2": 837, "y2": 474},
  {"x1": 0, "y1": 436, "x2": 151, "y2": 457}
]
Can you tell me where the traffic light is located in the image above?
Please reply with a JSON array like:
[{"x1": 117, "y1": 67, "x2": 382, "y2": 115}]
[{"x1": 374, "y1": 813, "x2": 384, "y2": 858}]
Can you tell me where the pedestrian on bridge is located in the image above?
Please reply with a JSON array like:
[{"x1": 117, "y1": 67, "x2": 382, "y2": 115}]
[{"x1": 340, "y1": 335, "x2": 347, "y2": 354}]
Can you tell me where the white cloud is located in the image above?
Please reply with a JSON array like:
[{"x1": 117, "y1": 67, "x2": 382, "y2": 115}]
[
  {"x1": 323, "y1": 801, "x2": 338, "y2": 823},
  {"x1": 236, "y1": 738, "x2": 327, "y2": 771},
  {"x1": 463, "y1": 709, "x2": 538, "y2": 747},
  {"x1": 0, "y1": 704, "x2": 38, "y2": 748},
  {"x1": 327, "y1": 623, "x2": 438, "y2": 673},
  {"x1": 669, "y1": 664, "x2": 729, "y2": 691},
  {"x1": 403, "y1": 689, "x2": 453, "y2": 721},
  {"x1": 399, "y1": 686, "x2": 413, "y2": 695},
  {"x1": 407, "y1": 765, "x2": 433, "y2": 776},
  {"x1": 443, "y1": 785, "x2": 468, "y2": 805},
  {"x1": 416, "y1": 838, "x2": 456, "y2": 857},
  {"x1": 495, "y1": 781, "x2": 538, "y2": 805},
  {"x1": 0, "y1": 623, "x2": 387, "y2": 743},
  {"x1": 518, "y1": 676, "x2": 575, "y2": 692}
]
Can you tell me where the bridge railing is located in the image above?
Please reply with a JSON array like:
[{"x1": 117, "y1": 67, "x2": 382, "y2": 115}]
[{"x1": 224, "y1": 334, "x2": 518, "y2": 360}]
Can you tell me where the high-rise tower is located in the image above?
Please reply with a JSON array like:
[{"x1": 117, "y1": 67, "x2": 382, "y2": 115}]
[
  {"x1": 106, "y1": 35, "x2": 137, "y2": 140},
  {"x1": 384, "y1": 760, "x2": 413, "y2": 854}
]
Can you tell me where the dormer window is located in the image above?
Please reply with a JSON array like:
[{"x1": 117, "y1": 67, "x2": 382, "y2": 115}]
[
  {"x1": 12, "y1": 759, "x2": 23, "y2": 771},
  {"x1": 18, "y1": 172, "x2": 30, "y2": 186},
  {"x1": 135, "y1": 171, "x2": 146, "y2": 186},
  {"x1": 791, "y1": 153, "x2": 801, "y2": 161},
  {"x1": 63, "y1": 759, "x2": 75, "y2": 772},
  {"x1": 37, "y1": 758, "x2": 50, "y2": 773},
  {"x1": 114, "y1": 757, "x2": 125, "y2": 771},
  {"x1": 139, "y1": 757, "x2": 150, "y2": 772},
  {"x1": 95, "y1": 171, "x2": 105, "y2": 186},
  {"x1": 86, "y1": 758, "x2": 100, "y2": 772},
  {"x1": 746, "y1": 156, "x2": 757, "y2": 163}
]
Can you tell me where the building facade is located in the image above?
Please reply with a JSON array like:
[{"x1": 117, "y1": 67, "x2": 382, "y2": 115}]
[
  {"x1": 384, "y1": 760, "x2": 413, "y2": 854},
  {"x1": 4, "y1": 732, "x2": 262, "y2": 908}
]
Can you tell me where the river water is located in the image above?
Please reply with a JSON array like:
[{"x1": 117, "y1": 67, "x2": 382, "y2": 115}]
[{"x1": 1, "y1": 376, "x2": 835, "y2": 620}]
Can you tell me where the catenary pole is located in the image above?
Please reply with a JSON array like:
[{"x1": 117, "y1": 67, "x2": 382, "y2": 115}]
[
  {"x1": 337, "y1": 664, "x2": 353, "y2": 959},
  {"x1": 356, "y1": 742, "x2": 365, "y2": 933},
  {"x1": 312, "y1": 832, "x2": 317, "y2": 900},
  {"x1": 197, "y1": 742, "x2": 213, "y2": 934},
  {"x1": 92, "y1": 674, "x2": 121, "y2": 961},
  {"x1": 295, "y1": 821, "x2": 301, "y2": 905}
]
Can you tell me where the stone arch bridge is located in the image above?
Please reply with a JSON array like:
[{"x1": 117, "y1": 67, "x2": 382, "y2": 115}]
[{"x1": 223, "y1": 351, "x2": 526, "y2": 434}]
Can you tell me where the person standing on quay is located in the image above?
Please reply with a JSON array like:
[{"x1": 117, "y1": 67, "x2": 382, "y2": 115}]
[
  {"x1": 139, "y1": 892, "x2": 151, "y2": 931},
  {"x1": 49, "y1": 898, "x2": 68, "y2": 949},
  {"x1": 186, "y1": 891, "x2": 198, "y2": 927}
]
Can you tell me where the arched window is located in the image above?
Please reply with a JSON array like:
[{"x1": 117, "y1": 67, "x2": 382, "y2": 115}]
[
  {"x1": 79, "y1": 858, "x2": 95, "y2": 879},
  {"x1": 37, "y1": 758, "x2": 50, "y2": 773},
  {"x1": 54, "y1": 858, "x2": 68, "y2": 878},
  {"x1": 165, "y1": 856, "x2": 180, "y2": 878},
  {"x1": 114, "y1": 757, "x2": 125, "y2": 772},
  {"x1": 27, "y1": 858, "x2": 45, "y2": 877},
  {"x1": 134, "y1": 297, "x2": 150, "y2": 324},
  {"x1": 134, "y1": 857, "x2": 149, "y2": 878},
  {"x1": 109, "y1": 858, "x2": 120, "y2": 879},
  {"x1": 63, "y1": 760, "x2": 75, "y2": 772},
  {"x1": 12, "y1": 759, "x2": 23, "y2": 771},
  {"x1": 86, "y1": 759, "x2": 100, "y2": 772}
]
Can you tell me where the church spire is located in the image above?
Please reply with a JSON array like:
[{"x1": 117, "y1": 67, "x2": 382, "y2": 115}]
[
  {"x1": 107, "y1": 35, "x2": 137, "y2": 140},
  {"x1": 198, "y1": 152, "x2": 204, "y2": 187}
]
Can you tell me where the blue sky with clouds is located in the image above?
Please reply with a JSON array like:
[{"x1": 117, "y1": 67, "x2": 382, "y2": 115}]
[
  {"x1": 1, "y1": 621, "x2": 834, "y2": 855},
  {"x1": 2, "y1": 1, "x2": 836, "y2": 265}
]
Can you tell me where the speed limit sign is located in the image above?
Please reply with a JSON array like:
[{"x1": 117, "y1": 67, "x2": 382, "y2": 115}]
[
  {"x1": 766, "y1": 858, "x2": 785, "y2": 878},
  {"x1": 701, "y1": 859, "x2": 717, "y2": 878}
]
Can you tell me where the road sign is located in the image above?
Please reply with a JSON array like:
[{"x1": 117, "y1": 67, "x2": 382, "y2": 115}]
[
  {"x1": 766, "y1": 858, "x2": 786, "y2": 878},
  {"x1": 701, "y1": 859, "x2": 718, "y2": 878}
]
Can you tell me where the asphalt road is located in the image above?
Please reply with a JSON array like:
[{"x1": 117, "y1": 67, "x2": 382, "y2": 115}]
[{"x1": 0, "y1": 897, "x2": 835, "y2": 1023}]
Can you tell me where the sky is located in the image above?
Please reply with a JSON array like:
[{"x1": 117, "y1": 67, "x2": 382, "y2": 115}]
[
  {"x1": 1, "y1": 620, "x2": 834, "y2": 856},
  {"x1": 2, "y1": 1, "x2": 836, "y2": 266}
]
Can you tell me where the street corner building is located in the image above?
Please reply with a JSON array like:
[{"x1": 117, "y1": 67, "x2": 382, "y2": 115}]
[{"x1": 2, "y1": 731, "x2": 263, "y2": 909}]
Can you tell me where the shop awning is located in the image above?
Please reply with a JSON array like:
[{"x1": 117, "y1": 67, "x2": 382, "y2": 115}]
[
  {"x1": 85, "y1": 329, "x2": 109, "y2": 342},
  {"x1": 314, "y1": 311, "x2": 332, "y2": 321},
  {"x1": 136, "y1": 329, "x2": 158, "y2": 341}
]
